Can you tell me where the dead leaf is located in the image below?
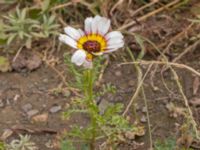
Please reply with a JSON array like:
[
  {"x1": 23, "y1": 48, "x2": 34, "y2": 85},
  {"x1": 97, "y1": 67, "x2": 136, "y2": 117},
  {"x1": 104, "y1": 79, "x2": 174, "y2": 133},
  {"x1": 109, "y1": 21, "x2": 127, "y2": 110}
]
[
  {"x1": 193, "y1": 76, "x2": 200, "y2": 95},
  {"x1": 11, "y1": 124, "x2": 57, "y2": 134},
  {"x1": 189, "y1": 97, "x2": 200, "y2": 106},
  {"x1": 1, "y1": 129, "x2": 13, "y2": 140},
  {"x1": 0, "y1": 56, "x2": 12, "y2": 72},
  {"x1": 125, "y1": 131, "x2": 136, "y2": 140},
  {"x1": 177, "y1": 134, "x2": 193, "y2": 149},
  {"x1": 166, "y1": 102, "x2": 185, "y2": 118}
]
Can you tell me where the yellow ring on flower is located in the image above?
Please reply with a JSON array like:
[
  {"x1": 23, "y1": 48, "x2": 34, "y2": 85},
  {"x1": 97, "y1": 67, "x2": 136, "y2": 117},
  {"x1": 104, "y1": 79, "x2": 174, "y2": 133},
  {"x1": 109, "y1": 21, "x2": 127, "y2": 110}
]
[{"x1": 77, "y1": 34, "x2": 107, "y2": 52}]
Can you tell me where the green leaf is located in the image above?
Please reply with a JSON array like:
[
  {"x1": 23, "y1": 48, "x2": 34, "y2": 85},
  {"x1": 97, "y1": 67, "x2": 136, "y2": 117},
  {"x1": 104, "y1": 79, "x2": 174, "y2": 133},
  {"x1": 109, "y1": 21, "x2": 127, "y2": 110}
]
[
  {"x1": 42, "y1": 0, "x2": 50, "y2": 12},
  {"x1": 7, "y1": 33, "x2": 16, "y2": 45},
  {"x1": 28, "y1": 8, "x2": 41, "y2": 19},
  {"x1": 134, "y1": 34, "x2": 146, "y2": 60},
  {"x1": 0, "y1": 38, "x2": 7, "y2": 45},
  {"x1": 61, "y1": 140, "x2": 76, "y2": 150},
  {"x1": 0, "y1": 141, "x2": 5, "y2": 150},
  {"x1": 21, "y1": 8, "x2": 27, "y2": 20}
]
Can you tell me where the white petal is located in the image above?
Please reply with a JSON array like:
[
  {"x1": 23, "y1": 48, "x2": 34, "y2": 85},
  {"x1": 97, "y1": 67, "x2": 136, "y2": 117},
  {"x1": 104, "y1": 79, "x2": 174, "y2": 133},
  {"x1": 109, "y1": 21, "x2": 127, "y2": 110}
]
[
  {"x1": 84, "y1": 17, "x2": 93, "y2": 34},
  {"x1": 91, "y1": 15, "x2": 101, "y2": 34},
  {"x1": 107, "y1": 38, "x2": 124, "y2": 46},
  {"x1": 103, "y1": 48, "x2": 118, "y2": 53},
  {"x1": 64, "y1": 26, "x2": 82, "y2": 40},
  {"x1": 78, "y1": 29, "x2": 85, "y2": 37},
  {"x1": 105, "y1": 31, "x2": 123, "y2": 40},
  {"x1": 97, "y1": 17, "x2": 110, "y2": 35},
  {"x1": 83, "y1": 60, "x2": 93, "y2": 69},
  {"x1": 71, "y1": 50, "x2": 86, "y2": 66},
  {"x1": 106, "y1": 42, "x2": 124, "y2": 50},
  {"x1": 59, "y1": 34, "x2": 77, "y2": 49}
]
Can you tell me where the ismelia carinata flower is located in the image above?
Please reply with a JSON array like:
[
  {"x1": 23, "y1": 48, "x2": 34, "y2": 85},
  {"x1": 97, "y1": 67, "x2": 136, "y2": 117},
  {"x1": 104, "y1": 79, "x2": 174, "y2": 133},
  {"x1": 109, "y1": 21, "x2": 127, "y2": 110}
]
[{"x1": 59, "y1": 15, "x2": 124, "y2": 68}]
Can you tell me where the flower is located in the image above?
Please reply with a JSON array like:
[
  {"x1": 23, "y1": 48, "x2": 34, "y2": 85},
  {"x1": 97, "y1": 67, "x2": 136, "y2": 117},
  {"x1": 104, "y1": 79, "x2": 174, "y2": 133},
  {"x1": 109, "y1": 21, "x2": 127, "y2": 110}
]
[{"x1": 59, "y1": 15, "x2": 124, "y2": 68}]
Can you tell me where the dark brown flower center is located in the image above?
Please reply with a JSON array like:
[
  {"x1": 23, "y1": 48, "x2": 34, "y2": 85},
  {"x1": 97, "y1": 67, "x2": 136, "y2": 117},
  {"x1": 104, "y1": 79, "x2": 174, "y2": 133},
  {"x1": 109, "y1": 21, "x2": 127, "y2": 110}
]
[{"x1": 83, "y1": 40, "x2": 101, "y2": 53}]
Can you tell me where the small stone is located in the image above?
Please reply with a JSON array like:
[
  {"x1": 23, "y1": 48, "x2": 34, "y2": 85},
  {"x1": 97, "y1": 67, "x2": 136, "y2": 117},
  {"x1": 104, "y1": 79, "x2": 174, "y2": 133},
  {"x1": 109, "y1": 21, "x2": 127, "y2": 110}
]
[
  {"x1": 115, "y1": 71, "x2": 122, "y2": 77},
  {"x1": 98, "y1": 99, "x2": 112, "y2": 114},
  {"x1": 125, "y1": 131, "x2": 135, "y2": 140},
  {"x1": 135, "y1": 104, "x2": 140, "y2": 111},
  {"x1": 153, "y1": 86, "x2": 159, "y2": 91},
  {"x1": 6, "y1": 99, "x2": 10, "y2": 105},
  {"x1": 142, "y1": 107, "x2": 147, "y2": 113},
  {"x1": 38, "y1": 86, "x2": 47, "y2": 91},
  {"x1": 64, "y1": 103, "x2": 70, "y2": 109},
  {"x1": 43, "y1": 78, "x2": 48, "y2": 83},
  {"x1": 27, "y1": 109, "x2": 39, "y2": 118},
  {"x1": 49, "y1": 105, "x2": 62, "y2": 113},
  {"x1": 22, "y1": 103, "x2": 32, "y2": 112},
  {"x1": 0, "y1": 99, "x2": 4, "y2": 108},
  {"x1": 42, "y1": 104, "x2": 47, "y2": 108},
  {"x1": 32, "y1": 113, "x2": 48, "y2": 123},
  {"x1": 140, "y1": 115, "x2": 147, "y2": 123},
  {"x1": 62, "y1": 89, "x2": 71, "y2": 97},
  {"x1": 128, "y1": 80, "x2": 135, "y2": 86},
  {"x1": 13, "y1": 94, "x2": 20, "y2": 102},
  {"x1": 45, "y1": 140, "x2": 54, "y2": 148}
]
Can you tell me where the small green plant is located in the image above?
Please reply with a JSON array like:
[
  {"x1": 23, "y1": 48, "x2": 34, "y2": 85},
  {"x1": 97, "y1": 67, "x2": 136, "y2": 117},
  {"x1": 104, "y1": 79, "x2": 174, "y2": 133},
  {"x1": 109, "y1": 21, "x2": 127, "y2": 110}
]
[
  {"x1": 96, "y1": 83, "x2": 117, "y2": 97},
  {"x1": 154, "y1": 137, "x2": 176, "y2": 150},
  {"x1": 6, "y1": 134, "x2": 38, "y2": 150},
  {"x1": 32, "y1": 15, "x2": 60, "y2": 38},
  {"x1": 59, "y1": 15, "x2": 142, "y2": 150},
  {"x1": 0, "y1": 141, "x2": 5, "y2": 150},
  {"x1": 0, "y1": 7, "x2": 59, "y2": 49},
  {"x1": 62, "y1": 56, "x2": 142, "y2": 149},
  {"x1": 2, "y1": 7, "x2": 39, "y2": 47}
]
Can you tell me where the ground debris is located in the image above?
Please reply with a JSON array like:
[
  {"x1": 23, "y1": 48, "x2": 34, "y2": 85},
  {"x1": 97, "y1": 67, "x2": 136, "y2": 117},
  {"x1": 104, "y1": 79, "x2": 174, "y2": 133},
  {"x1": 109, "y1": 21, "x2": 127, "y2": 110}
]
[
  {"x1": 49, "y1": 105, "x2": 62, "y2": 113},
  {"x1": 189, "y1": 97, "x2": 200, "y2": 106},
  {"x1": 0, "y1": 129, "x2": 13, "y2": 140},
  {"x1": 32, "y1": 113, "x2": 48, "y2": 123},
  {"x1": 193, "y1": 76, "x2": 200, "y2": 95},
  {"x1": 22, "y1": 103, "x2": 33, "y2": 112},
  {"x1": 12, "y1": 50, "x2": 42, "y2": 72},
  {"x1": 27, "y1": 109, "x2": 39, "y2": 118},
  {"x1": 11, "y1": 124, "x2": 57, "y2": 134}
]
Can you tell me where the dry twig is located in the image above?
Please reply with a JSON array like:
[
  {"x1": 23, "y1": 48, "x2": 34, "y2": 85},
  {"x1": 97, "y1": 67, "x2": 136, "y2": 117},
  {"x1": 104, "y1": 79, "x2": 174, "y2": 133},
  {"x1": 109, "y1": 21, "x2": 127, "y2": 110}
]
[
  {"x1": 118, "y1": 0, "x2": 180, "y2": 31},
  {"x1": 120, "y1": 60, "x2": 200, "y2": 77}
]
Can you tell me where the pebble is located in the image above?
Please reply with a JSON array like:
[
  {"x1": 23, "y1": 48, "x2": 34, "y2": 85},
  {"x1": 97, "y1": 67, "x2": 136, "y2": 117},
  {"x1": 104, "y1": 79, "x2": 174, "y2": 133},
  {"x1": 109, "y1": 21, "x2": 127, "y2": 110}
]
[
  {"x1": 38, "y1": 86, "x2": 47, "y2": 91},
  {"x1": 142, "y1": 107, "x2": 147, "y2": 113},
  {"x1": 128, "y1": 80, "x2": 135, "y2": 86},
  {"x1": 115, "y1": 71, "x2": 122, "y2": 77},
  {"x1": 0, "y1": 99, "x2": 4, "y2": 108},
  {"x1": 32, "y1": 113, "x2": 48, "y2": 123},
  {"x1": 22, "y1": 103, "x2": 33, "y2": 112},
  {"x1": 13, "y1": 94, "x2": 20, "y2": 102},
  {"x1": 125, "y1": 131, "x2": 135, "y2": 140},
  {"x1": 43, "y1": 78, "x2": 48, "y2": 83},
  {"x1": 27, "y1": 109, "x2": 39, "y2": 118},
  {"x1": 62, "y1": 88, "x2": 71, "y2": 97},
  {"x1": 140, "y1": 115, "x2": 147, "y2": 123},
  {"x1": 49, "y1": 105, "x2": 62, "y2": 113}
]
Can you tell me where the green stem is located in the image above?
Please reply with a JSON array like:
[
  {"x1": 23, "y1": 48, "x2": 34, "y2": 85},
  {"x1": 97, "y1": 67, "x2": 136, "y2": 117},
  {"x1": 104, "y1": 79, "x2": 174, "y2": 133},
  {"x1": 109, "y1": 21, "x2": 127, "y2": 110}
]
[{"x1": 85, "y1": 69, "x2": 97, "y2": 150}]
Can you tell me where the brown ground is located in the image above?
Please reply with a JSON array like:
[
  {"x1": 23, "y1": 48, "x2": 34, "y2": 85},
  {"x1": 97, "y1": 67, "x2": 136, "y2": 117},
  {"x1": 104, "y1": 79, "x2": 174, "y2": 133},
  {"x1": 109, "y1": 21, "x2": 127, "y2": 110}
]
[{"x1": 1, "y1": 0, "x2": 200, "y2": 150}]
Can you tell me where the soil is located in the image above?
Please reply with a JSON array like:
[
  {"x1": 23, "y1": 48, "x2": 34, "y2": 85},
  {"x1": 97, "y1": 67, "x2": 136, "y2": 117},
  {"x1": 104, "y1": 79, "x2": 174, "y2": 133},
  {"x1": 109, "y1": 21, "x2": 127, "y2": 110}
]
[{"x1": 1, "y1": 1, "x2": 200, "y2": 150}]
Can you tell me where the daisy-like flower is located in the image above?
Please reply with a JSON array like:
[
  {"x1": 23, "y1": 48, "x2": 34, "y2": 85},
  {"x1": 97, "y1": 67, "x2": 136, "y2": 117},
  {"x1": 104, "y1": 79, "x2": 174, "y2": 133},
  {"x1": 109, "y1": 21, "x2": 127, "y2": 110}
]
[{"x1": 59, "y1": 15, "x2": 124, "y2": 68}]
